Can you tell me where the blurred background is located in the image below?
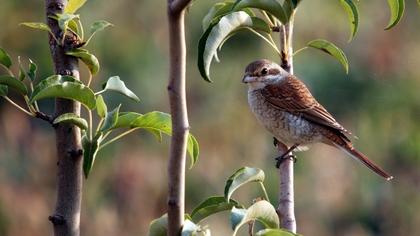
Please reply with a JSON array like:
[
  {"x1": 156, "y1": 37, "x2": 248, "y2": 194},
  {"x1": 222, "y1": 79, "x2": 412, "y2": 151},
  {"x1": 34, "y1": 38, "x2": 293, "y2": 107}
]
[{"x1": 0, "y1": 0, "x2": 419, "y2": 235}]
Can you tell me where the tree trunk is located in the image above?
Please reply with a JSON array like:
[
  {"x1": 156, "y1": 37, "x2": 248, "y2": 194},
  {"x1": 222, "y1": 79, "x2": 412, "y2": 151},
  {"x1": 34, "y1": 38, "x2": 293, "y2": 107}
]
[
  {"x1": 277, "y1": 13, "x2": 297, "y2": 233},
  {"x1": 45, "y1": 1, "x2": 83, "y2": 235},
  {"x1": 166, "y1": 0, "x2": 192, "y2": 235}
]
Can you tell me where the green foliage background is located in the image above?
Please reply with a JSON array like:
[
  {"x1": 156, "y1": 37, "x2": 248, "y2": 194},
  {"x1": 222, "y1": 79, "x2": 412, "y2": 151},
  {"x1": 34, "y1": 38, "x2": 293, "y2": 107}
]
[{"x1": 0, "y1": 0, "x2": 419, "y2": 235}]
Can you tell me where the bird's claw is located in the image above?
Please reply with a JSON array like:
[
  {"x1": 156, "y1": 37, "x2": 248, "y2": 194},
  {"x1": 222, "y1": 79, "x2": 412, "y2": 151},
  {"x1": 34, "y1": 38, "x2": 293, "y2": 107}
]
[{"x1": 275, "y1": 154, "x2": 297, "y2": 168}]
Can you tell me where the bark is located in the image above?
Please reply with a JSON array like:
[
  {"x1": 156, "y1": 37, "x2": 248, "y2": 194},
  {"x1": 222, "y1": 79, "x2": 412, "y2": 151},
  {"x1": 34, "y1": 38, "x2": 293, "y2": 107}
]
[
  {"x1": 45, "y1": 1, "x2": 83, "y2": 235},
  {"x1": 166, "y1": 0, "x2": 192, "y2": 235},
  {"x1": 277, "y1": 13, "x2": 297, "y2": 233}
]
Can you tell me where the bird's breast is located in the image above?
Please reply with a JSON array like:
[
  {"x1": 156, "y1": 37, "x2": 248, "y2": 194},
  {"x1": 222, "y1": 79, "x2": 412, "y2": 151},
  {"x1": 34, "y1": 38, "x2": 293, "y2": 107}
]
[{"x1": 248, "y1": 89, "x2": 323, "y2": 145}]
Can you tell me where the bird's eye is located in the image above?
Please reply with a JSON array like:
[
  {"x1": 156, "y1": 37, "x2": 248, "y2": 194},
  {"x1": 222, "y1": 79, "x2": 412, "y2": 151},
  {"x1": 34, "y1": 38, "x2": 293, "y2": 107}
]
[{"x1": 261, "y1": 68, "x2": 268, "y2": 75}]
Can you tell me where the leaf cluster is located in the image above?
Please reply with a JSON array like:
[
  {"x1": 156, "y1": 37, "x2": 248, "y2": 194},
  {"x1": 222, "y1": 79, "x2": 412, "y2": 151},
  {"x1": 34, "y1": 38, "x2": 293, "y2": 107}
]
[
  {"x1": 197, "y1": 0, "x2": 407, "y2": 81},
  {"x1": 148, "y1": 166, "x2": 299, "y2": 236}
]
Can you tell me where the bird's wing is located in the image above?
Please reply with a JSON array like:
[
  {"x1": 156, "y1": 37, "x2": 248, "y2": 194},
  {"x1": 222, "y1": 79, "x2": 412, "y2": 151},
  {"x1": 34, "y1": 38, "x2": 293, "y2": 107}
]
[{"x1": 260, "y1": 75, "x2": 352, "y2": 137}]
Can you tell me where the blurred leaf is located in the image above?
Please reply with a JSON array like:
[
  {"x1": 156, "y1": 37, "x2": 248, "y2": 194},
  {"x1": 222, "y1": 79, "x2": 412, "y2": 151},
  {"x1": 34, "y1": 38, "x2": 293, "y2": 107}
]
[
  {"x1": 202, "y1": 2, "x2": 234, "y2": 31},
  {"x1": 307, "y1": 39, "x2": 349, "y2": 74},
  {"x1": 0, "y1": 48, "x2": 12, "y2": 68},
  {"x1": 85, "y1": 20, "x2": 113, "y2": 45},
  {"x1": 67, "y1": 19, "x2": 82, "y2": 39},
  {"x1": 82, "y1": 133, "x2": 102, "y2": 178},
  {"x1": 101, "y1": 76, "x2": 140, "y2": 102},
  {"x1": 27, "y1": 59, "x2": 37, "y2": 81},
  {"x1": 339, "y1": 0, "x2": 359, "y2": 41},
  {"x1": 18, "y1": 57, "x2": 26, "y2": 81},
  {"x1": 191, "y1": 196, "x2": 242, "y2": 223},
  {"x1": 198, "y1": 11, "x2": 271, "y2": 82},
  {"x1": 95, "y1": 95, "x2": 107, "y2": 118},
  {"x1": 66, "y1": 49, "x2": 99, "y2": 75},
  {"x1": 0, "y1": 85, "x2": 8, "y2": 96},
  {"x1": 225, "y1": 166, "x2": 265, "y2": 202},
  {"x1": 385, "y1": 0, "x2": 405, "y2": 30},
  {"x1": 20, "y1": 22, "x2": 52, "y2": 33},
  {"x1": 0, "y1": 75, "x2": 28, "y2": 95},
  {"x1": 233, "y1": 0, "x2": 288, "y2": 24},
  {"x1": 31, "y1": 75, "x2": 95, "y2": 109},
  {"x1": 64, "y1": 0, "x2": 87, "y2": 14},
  {"x1": 231, "y1": 201, "x2": 279, "y2": 235},
  {"x1": 100, "y1": 104, "x2": 121, "y2": 132},
  {"x1": 256, "y1": 229, "x2": 300, "y2": 236},
  {"x1": 131, "y1": 111, "x2": 199, "y2": 167},
  {"x1": 53, "y1": 113, "x2": 88, "y2": 130}
]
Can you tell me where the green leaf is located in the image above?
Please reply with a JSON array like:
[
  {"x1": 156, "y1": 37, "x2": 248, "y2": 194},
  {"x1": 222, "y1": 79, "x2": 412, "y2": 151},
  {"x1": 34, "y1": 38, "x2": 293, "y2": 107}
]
[
  {"x1": 339, "y1": 0, "x2": 359, "y2": 41},
  {"x1": 202, "y1": 2, "x2": 235, "y2": 31},
  {"x1": 20, "y1": 22, "x2": 52, "y2": 33},
  {"x1": 256, "y1": 229, "x2": 299, "y2": 236},
  {"x1": 56, "y1": 13, "x2": 80, "y2": 35},
  {"x1": 53, "y1": 113, "x2": 88, "y2": 130},
  {"x1": 131, "y1": 111, "x2": 199, "y2": 167},
  {"x1": 0, "y1": 85, "x2": 8, "y2": 96},
  {"x1": 198, "y1": 11, "x2": 271, "y2": 82},
  {"x1": 82, "y1": 134, "x2": 102, "y2": 178},
  {"x1": 18, "y1": 57, "x2": 26, "y2": 81},
  {"x1": 100, "y1": 104, "x2": 121, "y2": 132},
  {"x1": 0, "y1": 75, "x2": 28, "y2": 95},
  {"x1": 114, "y1": 112, "x2": 142, "y2": 129},
  {"x1": 31, "y1": 75, "x2": 95, "y2": 109},
  {"x1": 191, "y1": 196, "x2": 242, "y2": 223},
  {"x1": 0, "y1": 48, "x2": 12, "y2": 68},
  {"x1": 187, "y1": 134, "x2": 199, "y2": 169},
  {"x1": 233, "y1": 0, "x2": 287, "y2": 24},
  {"x1": 95, "y1": 95, "x2": 107, "y2": 118},
  {"x1": 225, "y1": 166, "x2": 265, "y2": 202},
  {"x1": 148, "y1": 214, "x2": 168, "y2": 236},
  {"x1": 66, "y1": 49, "x2": 100, "y2": 75},
  {"x1": 148, "y1": 214, "x2": 199, "y2": 236},
  {"x1": 27, "y1": 59, "x2": 37, "y2": 81},
  {"x1": 385, "y1": 0, "x2": 405, "y2": 30},
  {"x1": 231, "y1": 201, "x2": 279, "y2": 235},
  {"x1": 307, "y1": 39, "x2": 349, "y2": 74},
  {"x1": 65, "y1": 0, "x2": 87, "y2": 13},
  {"x1": 85, "y1": 20, "x2": 113, "y2": 45},
  {"x1": 101, "y1": 76, "x2": 140, "y2": 102}
]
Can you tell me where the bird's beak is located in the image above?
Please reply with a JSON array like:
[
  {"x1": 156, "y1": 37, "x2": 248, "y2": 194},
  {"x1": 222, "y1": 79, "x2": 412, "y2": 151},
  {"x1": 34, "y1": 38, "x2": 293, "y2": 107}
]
[{"x1": 242, "y1": 75, "x2": 257, "y2": 83}]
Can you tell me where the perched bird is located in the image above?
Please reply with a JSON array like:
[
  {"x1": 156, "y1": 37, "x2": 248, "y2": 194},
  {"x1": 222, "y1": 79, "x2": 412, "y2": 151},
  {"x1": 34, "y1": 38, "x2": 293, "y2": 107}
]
[{"x1": 242, "y1": 59, "x2": 393, "y2": 180}]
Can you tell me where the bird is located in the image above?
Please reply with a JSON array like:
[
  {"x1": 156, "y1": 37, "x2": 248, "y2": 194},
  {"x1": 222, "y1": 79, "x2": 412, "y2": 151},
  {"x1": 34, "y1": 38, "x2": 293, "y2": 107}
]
[{"x1": 242, "y1": 59, "x2": 393, "y2": 180}]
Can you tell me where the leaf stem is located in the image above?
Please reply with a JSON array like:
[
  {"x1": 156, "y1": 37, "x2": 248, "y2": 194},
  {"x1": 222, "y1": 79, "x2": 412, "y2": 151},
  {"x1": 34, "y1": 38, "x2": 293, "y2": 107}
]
[
  {"x1": 3, "y1": 96, "x2": 34, "y2": 117},
  {"x1": 87, "y1": 72, "x2": 93, "y2": 87},
  {"x1": 29, "y1": 82, "x2": 40, "y2": 111},
  {"x1": 95, "y1": 118, "x2": 104, "y2": 133},
  {"x1": 247, "y1": 28, "x2": 281, "y2": 55},
  {"x1": 99, "y1": 128, "x2": 139, "y2": 149},
  {"x1": 88, "y1": 110, "x2": 93, "y2": 140},
  {"x1": 260, "y1": 10, "x2": 275, "y2": 27},
  {"x1": 259, "y1": 182, "x2": 270, "y2": 203},
  {"x1": 293, "y1": 46, "x2": 308, "y2": 56},
  {"x1": 0, "y1": 64, "x2": 14, "y2": 77}
]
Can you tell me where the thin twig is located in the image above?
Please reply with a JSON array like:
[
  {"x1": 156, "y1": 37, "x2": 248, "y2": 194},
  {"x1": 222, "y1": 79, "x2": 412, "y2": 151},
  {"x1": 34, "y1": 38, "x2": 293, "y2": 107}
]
[{"x1": 259, "y1": 182, "x2": 270, "y2": 202}]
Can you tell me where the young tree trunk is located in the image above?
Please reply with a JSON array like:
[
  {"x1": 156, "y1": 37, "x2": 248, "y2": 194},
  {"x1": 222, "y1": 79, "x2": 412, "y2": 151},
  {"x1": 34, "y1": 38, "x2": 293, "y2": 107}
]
[
  {"x1": 166, "y1": 0, "x2": 192, "y2": 235},
  {"x1": 45, "y1": 1, "x2": 83, "y2": 235},
  {"x1": 277, "y1": 13, "x2": 297, "y2": 233}
]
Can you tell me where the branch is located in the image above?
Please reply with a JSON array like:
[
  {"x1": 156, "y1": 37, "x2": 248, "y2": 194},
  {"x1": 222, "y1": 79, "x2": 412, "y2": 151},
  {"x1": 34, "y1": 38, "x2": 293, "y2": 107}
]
[
  {"x1": 45, "y1": 1, "x2": 83, "y2": 235},
  {"x1": 166, "y1": 0, "x2": 192, "y2": 235},
  {"x1": 277, "y1": 11, "x2": 297, "y2": 234},
  {"x1": 169, "y1": 0, "x2": 192, "y2": 14}
]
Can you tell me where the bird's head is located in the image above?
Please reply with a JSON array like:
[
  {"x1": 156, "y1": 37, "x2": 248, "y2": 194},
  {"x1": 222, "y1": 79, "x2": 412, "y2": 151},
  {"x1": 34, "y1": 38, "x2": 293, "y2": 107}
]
[{"x1": 242, "y1": 59, "x2": 289, "y2": 90}]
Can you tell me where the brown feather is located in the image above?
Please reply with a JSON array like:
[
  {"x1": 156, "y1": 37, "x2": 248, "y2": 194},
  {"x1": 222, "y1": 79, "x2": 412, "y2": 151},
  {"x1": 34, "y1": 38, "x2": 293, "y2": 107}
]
[{"x1": 260, "y1": 75, "x2": 352, "y2": 138}]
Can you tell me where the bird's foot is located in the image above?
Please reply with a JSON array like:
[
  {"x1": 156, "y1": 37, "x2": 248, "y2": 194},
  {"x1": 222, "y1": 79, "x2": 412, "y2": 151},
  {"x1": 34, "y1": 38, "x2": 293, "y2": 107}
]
[{"x1": 275, "y1": 154, "x2": 297, "y2": 168}]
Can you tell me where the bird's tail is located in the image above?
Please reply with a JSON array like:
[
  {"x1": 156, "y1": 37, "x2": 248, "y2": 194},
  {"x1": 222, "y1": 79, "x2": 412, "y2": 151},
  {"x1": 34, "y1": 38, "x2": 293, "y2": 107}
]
[{"x1": 333, "y1": 142, "x2": 393, "y2": 181}]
